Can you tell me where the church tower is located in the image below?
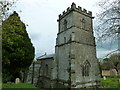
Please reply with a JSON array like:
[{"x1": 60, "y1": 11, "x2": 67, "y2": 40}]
[{"x1": 55, "y1": 3, "x2": 101, "y2": 88}]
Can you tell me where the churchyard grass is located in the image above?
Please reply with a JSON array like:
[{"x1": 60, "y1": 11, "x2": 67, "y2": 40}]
[
  {"x1": 2, "y1": 77, "x2": 120, "y2": 88},
  {"x1": 101, "y1": 77, "x2": 120, "y2": 88},
  {"x1": 2, "y1": 83, "x2": 39, "y2": 88}
]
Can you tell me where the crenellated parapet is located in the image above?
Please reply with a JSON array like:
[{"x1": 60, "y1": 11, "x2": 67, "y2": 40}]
[{"x1": 58, "y1": 2, "x2": 92, "y2": 20}]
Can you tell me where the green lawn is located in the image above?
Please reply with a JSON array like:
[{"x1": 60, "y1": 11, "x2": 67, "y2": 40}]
[
  {"x1": 101, "y1": 77, "x2": 120, "y2": 88},
  {"x1": 2, "y1": 83, "x2": 39, "y2": 88},
  {"x1": 2, "y1": 77, "x2": 120, "y2": 89}
]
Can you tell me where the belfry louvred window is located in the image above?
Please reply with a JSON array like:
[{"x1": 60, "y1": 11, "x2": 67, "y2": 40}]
[
  {"x1": 81, "y1": 18, "x2": 85, "y2": 29},
  {"x1": 64, "y1": 19, "x2": 67, "y2": 30}
]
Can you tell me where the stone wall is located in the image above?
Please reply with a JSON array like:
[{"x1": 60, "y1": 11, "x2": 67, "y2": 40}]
[
  {"x1": 26, "y1": 55, "x2": 57, "y2": 88},
  {"x1": 37, "y1": 58, "x2": 57, "y2": 88},
  {"x1": 26, "y1": 2, "x2": 101, "y2": 88},
  {"x1": 26, "y1": 61, "x2": 41, "y2": 85},
  {"x1": 56, "y1": 2, "x2": 101, "y2": 88}
]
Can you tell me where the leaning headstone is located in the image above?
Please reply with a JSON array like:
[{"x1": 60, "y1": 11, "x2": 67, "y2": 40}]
[
  {"x1": 15, "y1": 78, "x2": 20, "y2": 84},
  {"x1": 103, "y1": 76, "x2": 106, "y2": 80}
]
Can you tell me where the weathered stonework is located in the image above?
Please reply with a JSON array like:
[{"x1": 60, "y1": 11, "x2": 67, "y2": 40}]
[
  {"x1": 26, "y1": 2, "x2": 101, "y2": 88},
  {"x1": 26, "y1": 61, "x2": 41, "y2": 85},
  {"x1": 55, "y1": 2, "x2": 101, "y2": 88}
]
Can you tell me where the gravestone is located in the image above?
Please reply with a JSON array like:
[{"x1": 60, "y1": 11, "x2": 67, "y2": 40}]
[
  {"x1": 103, "y1": 76, "x2": 106, "y2": 80},
  {"x1": 15, "y1": 78, "x2": 20, "y2": 84}
]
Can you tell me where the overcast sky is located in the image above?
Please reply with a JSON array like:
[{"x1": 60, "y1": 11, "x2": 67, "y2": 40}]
[{"x1": 13, "y1": 0, "x2": 117, "y2": 59}]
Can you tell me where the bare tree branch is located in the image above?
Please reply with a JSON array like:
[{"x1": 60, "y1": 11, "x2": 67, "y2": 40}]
[
  {"x1": 95, "y1": 0, "x2": 120, "y2": 56},
  {"x1": 0, "y1": 0, "x2": 18, "y2": 23}
]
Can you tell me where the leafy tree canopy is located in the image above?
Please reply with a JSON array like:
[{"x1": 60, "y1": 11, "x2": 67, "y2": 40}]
[{"x1": 2, "y1": 11, "x2": 35, "y2": 82}]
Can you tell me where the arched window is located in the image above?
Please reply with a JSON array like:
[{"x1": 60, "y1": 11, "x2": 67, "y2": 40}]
[
  {"x1": 82, "y1": 60, "x2": 90, "y2": 76},
  {"x1": 81, "y1": 18, "x2": 85, "y2": 29},
  {"x1": 64, "y1": 19, "x2": 67, "y2": 30}
]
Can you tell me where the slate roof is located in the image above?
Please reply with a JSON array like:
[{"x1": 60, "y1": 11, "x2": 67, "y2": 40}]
[
  {"x1": 37, "y1": 54, "x2": 55, "y2": 60},
  {"x1": 101, "y1": 61, "x2": 115, "y2": 70}
]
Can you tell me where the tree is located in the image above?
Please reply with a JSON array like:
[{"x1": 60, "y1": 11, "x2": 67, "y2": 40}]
[
  {"x1": 0, "y1": 1, "x2": 18, "y2": 82},
  {"x1": 2, "y1": 11, "x2": 35, "y2": 82},
  {"x1": 109, "y1": 53, "x2": 120, "y2": 67},
  {"x1": 102, "y1": 53, "x2": 120, "y2": 70},
  {"x1": 95, "y1": 0, "x2": 120, "y2": 55},
  {"x1": 96, "y1": 0, "x2": 120, "y2": 40},
  {"x1": 0, "y1": 0, "x2": 17, "y2": 22},
  {"x1": 102, "y1": 58, "x2": 109, "y2": 62}
]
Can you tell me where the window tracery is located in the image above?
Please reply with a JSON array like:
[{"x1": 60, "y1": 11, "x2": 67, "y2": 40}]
[
  {"x1": 82, "y1": 60, "x2": 90, "y2": 76},
  {"x1": 81, "y1": 18, "x2": 85, "y2": 29},
  {"x1": 64, "y1": 19, "x2": 67, "y2": 30}
]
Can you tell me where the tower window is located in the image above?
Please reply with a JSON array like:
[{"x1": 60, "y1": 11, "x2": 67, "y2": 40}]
[
  {"x1": 82, "y1": 60, "x2": 90, "y2": 76},
  {"x1": 81, "y1": 18, "x2": 85, "y2": 29},
  {"x1": 69, "y1": 35, "x2": 72, "y2": 42},
  {"x1": 64, "y1": 19, "x2": 67, "y2": 30},
  {"x1": 64, "y1": 37, "x2": 66, "y2": 43},
  {"x1": 45, "y1": 64, "x2": 48, "y2": 76}
]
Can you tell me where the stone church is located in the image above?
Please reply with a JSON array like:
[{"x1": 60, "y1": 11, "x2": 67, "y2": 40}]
[{"x1": 26, "y1": 3, "x2": 101, "y2": 88}]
